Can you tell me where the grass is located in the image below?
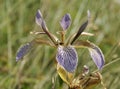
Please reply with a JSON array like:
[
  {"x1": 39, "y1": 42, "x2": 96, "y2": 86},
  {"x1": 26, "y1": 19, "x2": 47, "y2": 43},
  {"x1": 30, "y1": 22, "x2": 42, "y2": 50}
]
[{"x1": 0, "y1": 0, "x2": 120, "y2": 89}]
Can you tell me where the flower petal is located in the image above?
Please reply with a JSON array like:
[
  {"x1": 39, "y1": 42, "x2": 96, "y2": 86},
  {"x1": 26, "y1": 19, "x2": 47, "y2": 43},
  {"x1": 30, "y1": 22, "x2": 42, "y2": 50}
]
[
  {"x1": 88, "y1": 46, "x2": 105, "y2": 70},
  {"x1": 71, "y1": 11, "x2": 90, "y2": 44},
  {"x1": 73, "y1": 40, "x2": 105, "y2": 70},
  {"x1": 36, "y1": 10, "x2": 43, "y2": 26},
  {"x1": 60, "y1": 13, "x2": 71, "y2": 30},
  {"x1": 35, "y1": 10, "x2": 47, "y2": 30},
  {"x1": 56, "y1": 46, "x2": 78, "y2": 72},
  {"x1": 71, "y1": 20, "x2": 88, "y2": 44},
  {"x1": 16, "y1": 42, "x2": 34, "y2": 62},
  {"x1": 35, "y1": 10, "x2": 58, "y2": 45}
]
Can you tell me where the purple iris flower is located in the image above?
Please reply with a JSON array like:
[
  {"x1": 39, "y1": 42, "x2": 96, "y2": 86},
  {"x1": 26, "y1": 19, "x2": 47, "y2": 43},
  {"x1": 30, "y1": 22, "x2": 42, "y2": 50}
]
[{"x1": 16, "y1": 9, "x2": 105, "y2": 73}]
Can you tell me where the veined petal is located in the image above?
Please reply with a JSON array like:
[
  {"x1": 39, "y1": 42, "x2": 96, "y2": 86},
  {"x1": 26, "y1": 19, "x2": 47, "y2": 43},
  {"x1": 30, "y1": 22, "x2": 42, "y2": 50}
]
[
  {"x1": 16, "y1": 42, "x2": 34, "y2": 62},
  {"x1": 88, "y1": 46, "x2": 105, "y2": 70},
  {"x1": 35, "y1": 10, "x2": 58, "y2": 45},
  {"x1": 60, "y1": 13, "x2": 71, "y2": 30},
  {"x1": 56, "y1": 46, "x2": 78, "y2": 72},
  {"x1": 36, "y1": 10, "x2": 43, "y2": 26},
  {"x1": 35, "y1": 10, "x2": 47, "y2": 31},
  {"x1": 73, "y1": 40, "x2": 105, "y2": 70}
]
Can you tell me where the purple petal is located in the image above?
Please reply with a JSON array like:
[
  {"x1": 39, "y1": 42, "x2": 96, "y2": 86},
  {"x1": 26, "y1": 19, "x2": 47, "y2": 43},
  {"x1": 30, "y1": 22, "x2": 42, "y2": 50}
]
[
  {"x1": 88, "y1": 46, "x2": 105, "y2": 70},
  {"x1": 60, "y1": 13, "x2": 71, "y2": 30},
  {"x1": 35, "y1": 10, "x2": 48, "y2": 32},
  {"x1": 56, "y1": 46, "x2": 78, "y2": 72},
  {"x1": 35, "y1": 10, "x2": 43, "y2": 26},
  {"x1": 16, "y1": 42, "x2": 33, "y2": 62}
]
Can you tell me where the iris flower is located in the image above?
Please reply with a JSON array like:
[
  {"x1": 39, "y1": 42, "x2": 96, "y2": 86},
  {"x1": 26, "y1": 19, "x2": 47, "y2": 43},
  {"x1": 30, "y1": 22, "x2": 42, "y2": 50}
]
[{"x1": 16, "y1": 10, "x2": 105, "y2": 78}]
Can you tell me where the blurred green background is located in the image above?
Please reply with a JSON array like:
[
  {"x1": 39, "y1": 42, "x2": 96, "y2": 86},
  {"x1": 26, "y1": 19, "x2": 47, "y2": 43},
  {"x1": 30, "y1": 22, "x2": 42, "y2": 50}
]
[{"x1": 0, "y1": 0, "x2": 120, "y2": 89}]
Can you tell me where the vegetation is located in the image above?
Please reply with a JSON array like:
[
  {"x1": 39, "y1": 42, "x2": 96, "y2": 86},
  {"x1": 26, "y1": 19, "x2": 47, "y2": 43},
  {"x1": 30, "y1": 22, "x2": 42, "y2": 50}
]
[{"x1": 0, "y1": 0, "x2": 120, "y2": 89}]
